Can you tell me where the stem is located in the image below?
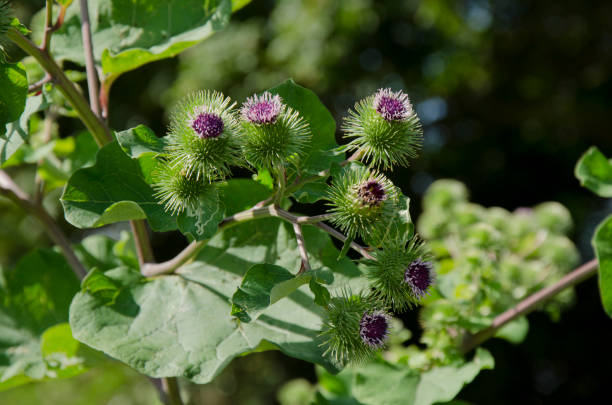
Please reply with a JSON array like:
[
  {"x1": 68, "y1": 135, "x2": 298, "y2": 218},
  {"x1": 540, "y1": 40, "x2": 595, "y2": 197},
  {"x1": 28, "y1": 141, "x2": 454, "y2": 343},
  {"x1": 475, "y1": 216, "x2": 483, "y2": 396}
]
[
  {"x1": 142, "y1": 206, "x2": 368, "y2": 276},
  {"x1": 314, "y1": 222, "x2": 374, "y2": 260},
  {"x1": 42, "y1": 0, "x2": 53, "y2": 51},
  {"x1": 0, "y1": 170, "x2": 87, "y2": 279},
  {"x1": 131, "y1": 219, "x2": 155, "y2": 267},
  {"x1": 293, "y1": 222, "x2": 310, "y2": 275},
  {"x1": 161, "y1": 377, "x2": 183, "y2": 405},
  {"x1": 6, "y1": 28, "x2": 112, "y2": 146},
  {"x1": 460, "y1": 258, "x2": 599, "y2": 353},
  {"x1": 274, "y1": 164, "x2": 286, "y2": 207},
  {"x1": 78, "y1": 0, "x2": 102, "y2": 117}
]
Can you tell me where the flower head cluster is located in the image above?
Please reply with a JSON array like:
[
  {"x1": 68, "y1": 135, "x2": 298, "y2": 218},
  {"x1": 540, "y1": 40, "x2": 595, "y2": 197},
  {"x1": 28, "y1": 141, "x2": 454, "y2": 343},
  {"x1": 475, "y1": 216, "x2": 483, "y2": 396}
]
[
  {"x1": 342, "y1": 88, "x2": 422, "y2": 169},
  {"x1": 326, "y1": 164, "x2": 398, "y2": 241},
  {"x1": 240, "y1": 91, "x2": 310, "y2": 169},
  {"x1": 361, "y1": 236, "x2": 434, "y2": 310},
  {"x1": 320, "y1": 291, "x2": 390, "y2": 366}
]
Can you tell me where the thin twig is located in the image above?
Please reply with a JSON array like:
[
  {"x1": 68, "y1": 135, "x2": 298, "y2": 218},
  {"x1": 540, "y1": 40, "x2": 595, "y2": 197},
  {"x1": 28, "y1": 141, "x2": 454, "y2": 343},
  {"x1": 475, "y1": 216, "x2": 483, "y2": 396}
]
[
  {"x1": 460, "y1": 258, "x2": 599, "y2": 353},
  {"x1": 296, "y1": 213, "x2": 333, "y2": 224},
  {"x1": 78, "y1": 0, "x2": 102, "y2": 117},
  {"x1": 314, "y1": 222, "x2": 374, "y2": 260},
  {"x1": 7, "y1": 28, "x2": 112, "y2": 146},
  {"x1": 293, "y1": 222, "x2": 310, "y2": 275},
  {"x1": 28, "y1": 74, "x2": 53, "y2": 94},
  {"x1": 130, "y1": 219, "x2": 155, "y2": 267},
  {"x1": 0, "y1": 170, "x2": 87, "y2": 279},
  {"x1": 143, "y1": 205, "x2": 369, "y2": 276},
  {"x1": 41, "y1": 0, "x2": 53, "y2": 51}
]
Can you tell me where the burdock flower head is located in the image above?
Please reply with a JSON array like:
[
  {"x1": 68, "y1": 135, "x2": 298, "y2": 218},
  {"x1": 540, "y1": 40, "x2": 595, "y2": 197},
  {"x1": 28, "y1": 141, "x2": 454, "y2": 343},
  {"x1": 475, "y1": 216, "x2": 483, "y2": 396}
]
[
  {"x1": 153, "y1": 160, "x2": 216, "y2": 215},
  {"x1": 327, "y1": 164, "x2": 398, "y2": 241},
  {"x1": 359, "y1": 310, "x2": 390, "y2": 349},
  {"x1": 166, "y1": 90, "x2": 243, "y2": 182},
  {"x1": 320, "y1": 291, "x2": 390, "y2": 365},
  {"x1": 240, "y1": 91, "x2": 310, "y2": 169},
  {"x1": 404, "y1": 259, "x2": 435, "y2": 299},
  {"x1": 362, "y1": 235, "x2": 433, "y2": 310},
  {"x1": 342, "y1": 88, "x2": 422, "y2": 169},
  {"x1": 241, "y1": 92, "x2": 283, "y2": 124}
]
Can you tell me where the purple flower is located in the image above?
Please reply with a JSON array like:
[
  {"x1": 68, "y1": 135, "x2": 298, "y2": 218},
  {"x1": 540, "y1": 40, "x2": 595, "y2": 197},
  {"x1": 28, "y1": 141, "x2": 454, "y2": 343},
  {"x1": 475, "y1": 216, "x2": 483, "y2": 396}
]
[
  {"x1": 357, "y1": 179, "x2": 387, "y2": 207},
  {"x1": 192, "y1": 112, "x2": 224, "y2": 138},
  {"x1": 359, "y1": 311, "x2": 390, "y2": 349},
  {"x1": 373, "y1": 88, "x2": 413, "y2": 121},
  {"x1": 241, "y1": 92, "x2": 283, "y2": 124},
  {"x1": 404, "y1": 259, "x2": 434, "y2": 298}
]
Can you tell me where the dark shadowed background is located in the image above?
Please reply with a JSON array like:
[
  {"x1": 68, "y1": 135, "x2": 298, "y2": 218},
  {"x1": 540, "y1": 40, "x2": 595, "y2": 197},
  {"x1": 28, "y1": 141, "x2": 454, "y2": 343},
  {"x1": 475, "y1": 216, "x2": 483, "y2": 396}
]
[{"x1": 3, "y1": 0, "x2": 612, "y2": 404}]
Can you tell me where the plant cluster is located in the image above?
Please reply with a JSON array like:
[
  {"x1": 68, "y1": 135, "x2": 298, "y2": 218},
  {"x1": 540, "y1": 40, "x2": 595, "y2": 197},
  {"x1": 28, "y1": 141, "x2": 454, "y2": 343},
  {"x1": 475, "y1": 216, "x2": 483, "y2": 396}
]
[{"x1": 0, "y1": 2, "x2": 610, "y2": 405}]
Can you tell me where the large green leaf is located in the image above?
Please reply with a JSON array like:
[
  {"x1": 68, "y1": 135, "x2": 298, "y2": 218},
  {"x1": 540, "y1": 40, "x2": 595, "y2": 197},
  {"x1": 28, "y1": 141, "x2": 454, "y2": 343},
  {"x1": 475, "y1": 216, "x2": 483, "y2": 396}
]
[
  {"x1": 0, "y1": 62, "x2": 27, "y2": 131},
  {"x1": 0, "y1": 249, "x2": 88, "y2": 390},
  {"x1": 268, "y1": 79, "x2": 343, "y2": 176},
  {"x1": 61, "y1": 141, "x2": 176, "y2": 231},
  {"x1": 176, "y1": 187, "x2": 225, "y2": 241},
  {"x1": 317, "y1": 348, "x2": 494, "y2": 405},
  {"x1": 34, "y1": 0, "x2": 242, "y2": 79},
  {"x1": 1, "y1": 94, "x2": 49, "y2": 166},
  {"x1": 575, "y1": 146, "x2": 612, "y2": 198},
  {"x1": 593, "y1": 215, "x2": 612, "y2": 317},
  {"x1": 70, "y1": 217, "x2": 365, "y2": 383}
]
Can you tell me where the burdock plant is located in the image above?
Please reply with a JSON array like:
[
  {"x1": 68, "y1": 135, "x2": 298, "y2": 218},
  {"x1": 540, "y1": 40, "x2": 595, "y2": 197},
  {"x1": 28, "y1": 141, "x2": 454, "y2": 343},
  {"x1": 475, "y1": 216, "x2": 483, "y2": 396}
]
[{"x1": 343, "y1": 88, "x2": 423, "y2": 169}]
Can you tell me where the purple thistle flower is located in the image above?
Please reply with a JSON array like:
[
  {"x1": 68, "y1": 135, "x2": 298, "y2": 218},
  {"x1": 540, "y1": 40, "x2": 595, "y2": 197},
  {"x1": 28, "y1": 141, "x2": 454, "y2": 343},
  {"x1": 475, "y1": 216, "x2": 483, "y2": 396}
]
[
  {"x1": 404, "y1": 259, "x2": 434, "y2": 299},
  {"x1": 192, "y1": 112, "x2": 224, "y2": 139},
  {"x1": 359, "y1": 311, "x2": 390, "y2": 349},
  {"x1": 373, "y1": 88, "x2": 413, "y2": 121},
  {"x1": 357, "y1": 179, "x2": 387, "y2": 207},
  {"x1": 241, "y1": 92, "x2": 283, "y2": 124}
]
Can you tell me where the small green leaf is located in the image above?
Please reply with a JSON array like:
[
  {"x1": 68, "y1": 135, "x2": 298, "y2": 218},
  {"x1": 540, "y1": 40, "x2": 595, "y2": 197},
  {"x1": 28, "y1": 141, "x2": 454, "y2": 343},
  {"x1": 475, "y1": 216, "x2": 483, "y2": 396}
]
[
  {"x1": 0, "y1": 62, "x2": 27, "y2": 129},
  {"x1": 219, "y1": 178, "x2": 272, "y2": 216},
  {"x1": 293, "y1": 179, "x2": 329, "y2": 203},
  {"x1": 116, "y1": 124, "x2": 168, "y2": 159},
  {"x1": 494, "y1": 316, "x2": 529, "y2": 344},
  {"x1": 177, "y1": 187, "x2": 225, "y2": 241},
  {"x1": 253, "y1": 167, "x2": 275, "y2": 190},
  {"x1": 267, "y1": 79, "x2": 343, "y2": 175},
  {"x1": 309, "y1": 279, "x2": 331, "y2": 307},
  {"x1": 337, "y1": 236, "x2": 354, "y2": 260},
  {"x1": 1, "y1": 93, "x2": 49, "y2": 165},
  {"x1": 575, "y1": 146, "x2": 612, "y2": 197},
  {"x1": 231, "y1": 264, "x2": 308, "y2": 322},
  {"x1": 593, "y1": 214, "x2": 612, "y2": 317},
  {"x1": 61, "y1": 141, "x2": 176, "y2": 231}
]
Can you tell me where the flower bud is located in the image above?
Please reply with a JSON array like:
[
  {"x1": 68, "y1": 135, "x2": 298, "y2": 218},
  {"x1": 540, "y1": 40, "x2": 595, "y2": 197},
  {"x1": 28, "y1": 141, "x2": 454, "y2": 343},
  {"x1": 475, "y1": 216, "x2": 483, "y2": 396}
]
[
  {"x1": 166, "y1": 90, "x2": 243, "y2": 182},
  {"x1": 327, "y1": 165, "x2": 398, "y2": 240},
  {"x1": 240, "y1": 91, "x2": 310, "y2": 169},
  {"x1": 153, "y1": 160, "x2": 213, "y2": 214},
  {"x1": 342, "y1": 88, "x2": 422, "y2": 169},
  {"x1": 362, "y1": 236, "x2": 434, "y2": 310},
  {"x1": 320, "y1": 291, "x2": 390, "y2": 365}
]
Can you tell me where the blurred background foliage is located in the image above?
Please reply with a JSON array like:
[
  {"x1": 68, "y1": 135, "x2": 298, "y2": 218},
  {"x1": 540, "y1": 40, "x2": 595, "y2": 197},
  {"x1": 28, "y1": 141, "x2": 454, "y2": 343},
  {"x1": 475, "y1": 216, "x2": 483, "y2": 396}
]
[{"x1": 2, "y1": 0, "x2": 612, "y2": 404}]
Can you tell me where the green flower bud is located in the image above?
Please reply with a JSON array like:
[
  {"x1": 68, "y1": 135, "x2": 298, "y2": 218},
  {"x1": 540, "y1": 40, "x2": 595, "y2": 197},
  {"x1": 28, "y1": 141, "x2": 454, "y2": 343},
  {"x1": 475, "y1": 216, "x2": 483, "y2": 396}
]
[
  {"x1": 326, "y1": 165, "x2": 399, "y2": 240},
  {"x1": 320, "y1": 291, "x2": 389, "y2": 365},
  {"x1": 533, "y1": 201, "x2": 573, "y2": 235},
  {"x1": 153, "y1": 160, "x2": 215, "y2": 215},
  {"x1": 342, "y1": 88, "x2": 422, "y2": 169},
  {"x1": 240, "y1": 92, "x2": 310, "y2": 169},
  {"x1": 362, "y1": 236, "x2": 433, "y2": 311},
  {"x1": 166, "y1": 90, "x2": 243, "y2": 182}
]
